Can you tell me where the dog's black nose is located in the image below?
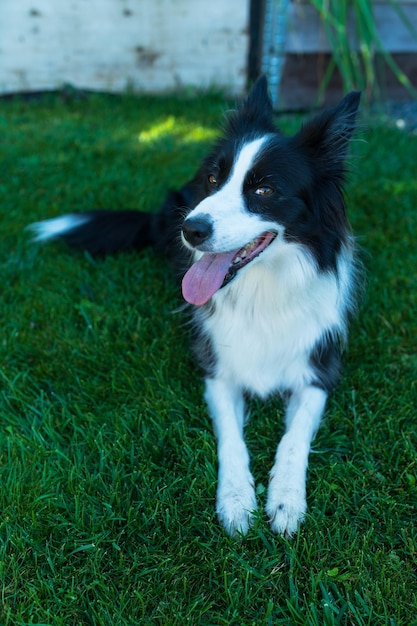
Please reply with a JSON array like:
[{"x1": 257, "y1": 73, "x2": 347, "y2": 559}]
[{"x1": 182, "y1": 215, "x2": 213, "y2": 247}]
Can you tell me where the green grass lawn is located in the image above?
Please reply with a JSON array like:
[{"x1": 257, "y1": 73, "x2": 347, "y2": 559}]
[{"x1": 0, "y1": 89, "x2": 416, "y2": 625}]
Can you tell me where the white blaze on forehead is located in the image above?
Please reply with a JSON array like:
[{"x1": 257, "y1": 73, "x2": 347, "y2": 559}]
[
  {"x1": 184, "y1": 134, "x2": 275, "y2": 253},
  {"x1": 220, "y1": 136, "x2": 269, "y2": 200},
  {"x1": 181, "y1": 135, "x2": 277, "y2": 304},
  {"x1": 195, "y1": 135, "x2": 270, "y2": 215}
]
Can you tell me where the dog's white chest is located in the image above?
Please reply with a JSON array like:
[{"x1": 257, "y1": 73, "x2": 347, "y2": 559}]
[{"x1": 196, "y1": 255, "x2": 345, "y2": 397}]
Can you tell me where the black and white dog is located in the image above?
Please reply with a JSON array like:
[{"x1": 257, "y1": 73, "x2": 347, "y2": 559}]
[{"x1": 31, "y1": 77, "x2": 361, "y2": 536}]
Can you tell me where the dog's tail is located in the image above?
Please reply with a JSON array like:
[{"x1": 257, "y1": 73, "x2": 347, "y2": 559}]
[
  {"x1": 30, "y1": 209, "x2": 155, "y2": 255},
  {"x1": 29, "y1": 186, "x2": 194, "y2": 259}
]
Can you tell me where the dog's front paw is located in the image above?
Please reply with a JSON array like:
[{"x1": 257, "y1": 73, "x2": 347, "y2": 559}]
[
  {"x1": 216, "y1": 474, "x2": 257, "y2": 536},
  {"x1": 266, "y1": 478, "x2": 306, "y2": 536}
]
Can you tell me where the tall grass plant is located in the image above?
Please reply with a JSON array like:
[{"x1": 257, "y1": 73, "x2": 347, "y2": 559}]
[{"x1": 308, "y1": 0, "x2": 417, "y2": 99}]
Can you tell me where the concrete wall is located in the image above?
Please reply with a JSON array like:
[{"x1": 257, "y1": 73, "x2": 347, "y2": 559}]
[{"x1": 0, "y1": 0, "x2": 249, "y2": 95}]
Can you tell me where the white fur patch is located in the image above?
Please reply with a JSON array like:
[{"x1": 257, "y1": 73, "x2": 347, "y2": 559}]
[
  {"x1": 197, "y1": 241, "x2": 348, "y2": 397},
  {"x1": 204, "y1": 377, "x2": 257, "y2": 535},
  {"x1": 29, "y1": 214, "x2": 90, "y2": 241},
  {"x1": 266, "y1": 386, "x2": 327, "y2": 535},
  {"x1": 186, "y1": 135, "x2": 277, "y2": 252}
]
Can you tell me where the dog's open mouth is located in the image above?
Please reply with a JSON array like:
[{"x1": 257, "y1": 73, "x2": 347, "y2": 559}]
[{"x1": 181, "y1": 231, "x2": 277, "y2": 306}]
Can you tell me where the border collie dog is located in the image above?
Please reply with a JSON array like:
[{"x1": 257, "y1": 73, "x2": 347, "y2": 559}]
[{"x1": 31, "y1": 77, "x2": 361, "y2": 536}]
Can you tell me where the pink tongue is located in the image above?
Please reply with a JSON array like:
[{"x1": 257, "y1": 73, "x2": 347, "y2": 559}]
[{"x1": 181, "y1": 250, "x2": 237, "y2": 306}]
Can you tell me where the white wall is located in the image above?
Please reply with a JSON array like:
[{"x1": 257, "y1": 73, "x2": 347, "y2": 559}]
[{"x1": 0, "y1": 0, "x2": 249, "y2": 95}]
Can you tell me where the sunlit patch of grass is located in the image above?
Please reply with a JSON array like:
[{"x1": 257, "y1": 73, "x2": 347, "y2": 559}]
[{"x1": 138, "y1": 115, "x2": 218, "y2": 145}]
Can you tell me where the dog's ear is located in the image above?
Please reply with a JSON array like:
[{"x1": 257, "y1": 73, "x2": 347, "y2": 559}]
[
  {"x1": 295, "y1": 92, "x2": 361, "y2": 162},
  {"x1": 226, "y1": 75, "x2": 276, "y2": 135},
  {"x1": 241, "y1": 75, "x2": 274, "y2": 121}
]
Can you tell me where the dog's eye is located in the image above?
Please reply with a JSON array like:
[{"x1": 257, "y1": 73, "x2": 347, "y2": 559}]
[
  {"x1": 208, "y1": 174, "x2": 218, "y2": 185},
  {"x1": 255, "y1": 186, "x2": 274, "y2": 196}
]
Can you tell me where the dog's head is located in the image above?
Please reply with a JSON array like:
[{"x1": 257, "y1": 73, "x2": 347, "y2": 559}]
[{"x1": 181, "y1": 76, "x2": 361, "y2": 306}]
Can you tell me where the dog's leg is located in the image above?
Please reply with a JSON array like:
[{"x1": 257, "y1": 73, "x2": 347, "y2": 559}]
[
  {"x1": 204, "y1": 377, "x2": 256, "y2": 536},
  {"x1": 266, "y1": 385, "x2": 327, "y2": 536}
]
